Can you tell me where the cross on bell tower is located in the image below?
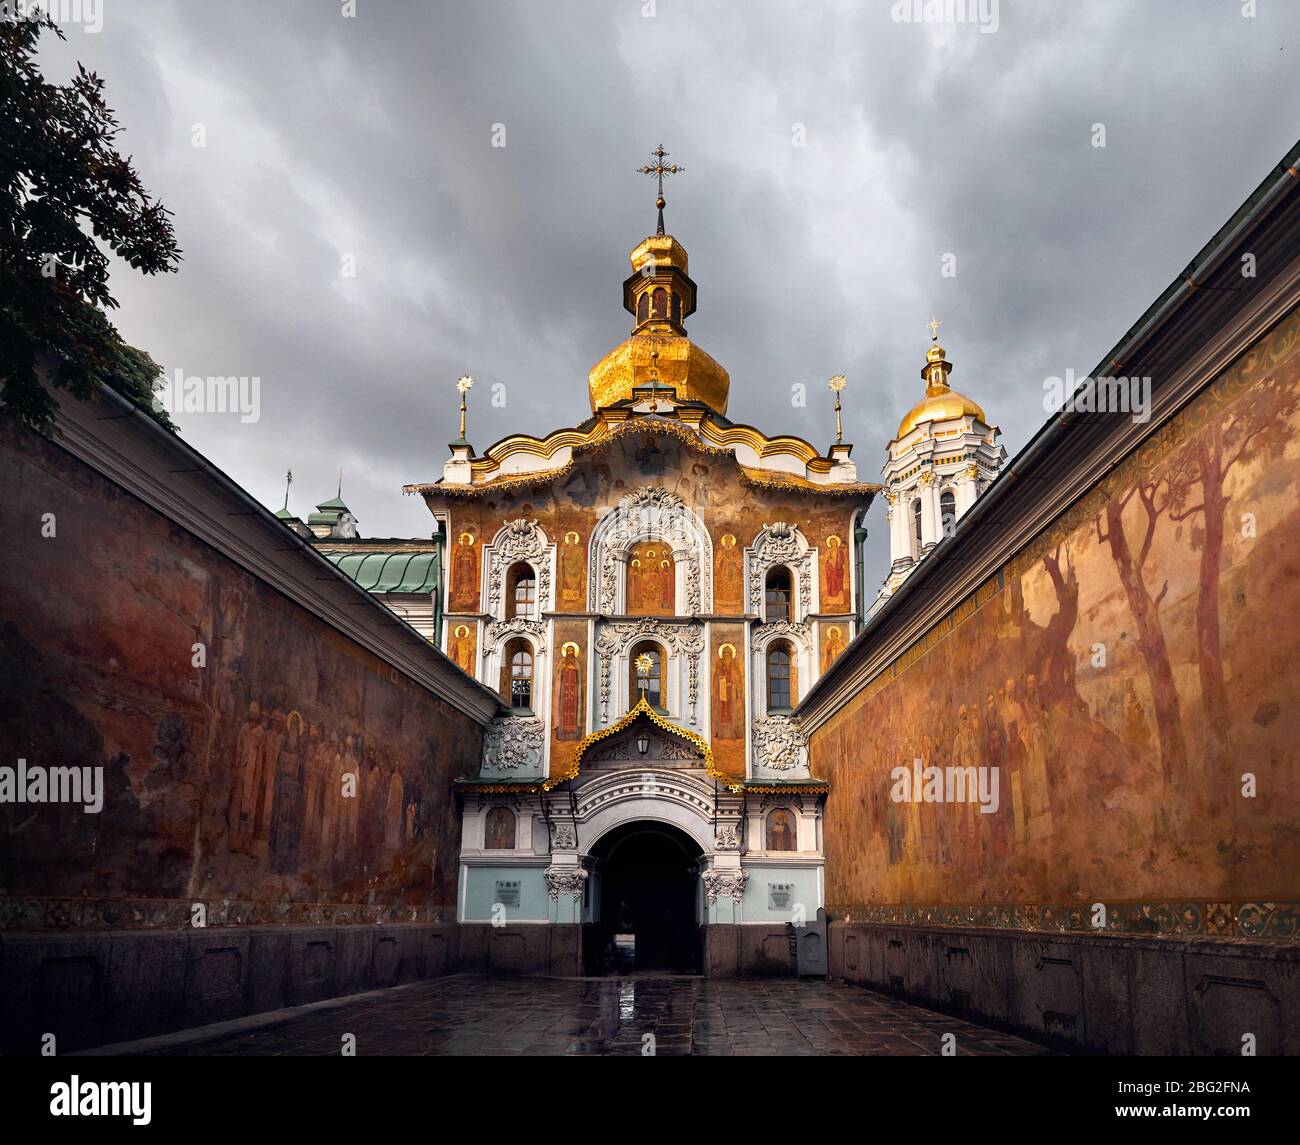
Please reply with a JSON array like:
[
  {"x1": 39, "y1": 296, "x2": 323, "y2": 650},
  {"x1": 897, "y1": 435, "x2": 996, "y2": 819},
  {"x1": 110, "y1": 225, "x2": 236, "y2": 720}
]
[{"x1": 638, "y1": 144, "x2": 685, "y2": 236}]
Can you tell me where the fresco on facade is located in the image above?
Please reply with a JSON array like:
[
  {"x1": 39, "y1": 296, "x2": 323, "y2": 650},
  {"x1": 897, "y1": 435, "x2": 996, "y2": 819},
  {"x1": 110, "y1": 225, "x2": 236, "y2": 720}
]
[
  {"x1": 714, "y1": 531, "x2": 743, "y2": 611},
  {"x1": 816, "y1": 315, "x2": 1300, "y2": 909},
  {"x1": 711, "y1": 626, "x2": 746, "y2": 777},
  {"x1": 560, "y1": 529, "x2": 585, "y2": 605},
  {"x1": 449, "y1": 530, "x2": 480, "y2": 610},
  {"x1": 822, "y1": 532, "x2": 849, "y2": 610},
  {"x1": 555, "y1": 641, "x2": 584, "y2": 740},
  {"x1": 428, "y1": 435, "x2": 870, "y2": 781},
  {"x1": 821, "y1": 623, "x2": 847, "y2": 673},
  {"x1": 627, "y1": 539, "x2": 675, "y2": 614},
  {"x1": 448, "y1": 622, "x2": 476, "y2": 677},
  {"x1": 766, "y1": 808, "x2": 797, "y2": 851}
]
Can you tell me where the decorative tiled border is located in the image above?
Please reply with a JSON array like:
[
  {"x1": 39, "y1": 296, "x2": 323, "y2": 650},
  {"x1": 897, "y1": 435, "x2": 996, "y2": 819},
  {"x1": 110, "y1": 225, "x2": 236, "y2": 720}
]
[
  {"x1": 0, "y1": 895, "x2": 454, "y2": 932},
  {"x1": 828, "y1": 900, "x2": 1299, "y2": 941}
]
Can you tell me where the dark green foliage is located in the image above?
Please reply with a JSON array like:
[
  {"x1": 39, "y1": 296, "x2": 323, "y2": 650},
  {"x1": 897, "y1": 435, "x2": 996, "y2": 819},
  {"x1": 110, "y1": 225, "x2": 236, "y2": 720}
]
[{"x1": 1, "y1": 13, "x2": 181, "y2": 432}]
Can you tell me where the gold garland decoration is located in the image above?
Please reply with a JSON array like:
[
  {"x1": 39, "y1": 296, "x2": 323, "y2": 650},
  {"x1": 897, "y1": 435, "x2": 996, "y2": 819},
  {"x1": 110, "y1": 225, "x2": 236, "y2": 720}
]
[
  {"x1": 738, "y1": 467, "x2": 880, "y2": 497},
  {"x1": 544, "y1": 694, "x2": 743, "y2": 792}
]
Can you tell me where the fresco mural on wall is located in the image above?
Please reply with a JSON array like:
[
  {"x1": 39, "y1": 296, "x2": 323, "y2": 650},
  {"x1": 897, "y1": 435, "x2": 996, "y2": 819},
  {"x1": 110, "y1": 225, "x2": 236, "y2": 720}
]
[
  {"x1": 815, "y1": 313, "x2": 1300, "y2": 917},
  {"x1": 0, "y1": 426, "x2": 483, "y2": 926}
]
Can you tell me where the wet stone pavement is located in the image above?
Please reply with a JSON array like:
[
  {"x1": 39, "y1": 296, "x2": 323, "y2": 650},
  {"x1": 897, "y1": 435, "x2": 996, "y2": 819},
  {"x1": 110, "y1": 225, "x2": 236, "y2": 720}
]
[{"x1": 112, "y1": 974, "x2": 1058, "y2": 1056}]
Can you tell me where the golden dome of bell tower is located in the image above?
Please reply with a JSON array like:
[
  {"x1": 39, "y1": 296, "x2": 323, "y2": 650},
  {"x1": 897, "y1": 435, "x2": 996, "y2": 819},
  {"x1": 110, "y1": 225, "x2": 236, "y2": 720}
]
[
  {"x1": 895, "y1": 322, "x2": 986, "y2": 439},
  {"x1": 587, "y1": 146, "x2": 730, "y2": 414}
]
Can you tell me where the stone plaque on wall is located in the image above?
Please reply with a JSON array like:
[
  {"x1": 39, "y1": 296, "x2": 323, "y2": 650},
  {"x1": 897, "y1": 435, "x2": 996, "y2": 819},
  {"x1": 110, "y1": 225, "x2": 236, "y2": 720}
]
[
  {"x1": 768, "y1": 882, "x2": 793, "y2": 911},
  {"x1": 494, "y1": 880, "x2": 521, "y2": 908}
]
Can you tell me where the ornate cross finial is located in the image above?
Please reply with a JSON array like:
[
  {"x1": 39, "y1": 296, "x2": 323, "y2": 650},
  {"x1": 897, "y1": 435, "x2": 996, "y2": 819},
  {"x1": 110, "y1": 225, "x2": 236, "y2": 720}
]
[
  {"x1": 828, "y1": 375, "x2": 847, "y2": 444},
  {"x1": 456, "y1": 375, "x2": 474, "y2": 442},
  {"x1": 928, "y1": 315, "x2": 942, "y2": 342},
  {"x1": 282, "y1": 468, "x2": 293, "y2": 511},
  {"x1": 638, "y1": 144, "x2": 684, "y2": 235}
]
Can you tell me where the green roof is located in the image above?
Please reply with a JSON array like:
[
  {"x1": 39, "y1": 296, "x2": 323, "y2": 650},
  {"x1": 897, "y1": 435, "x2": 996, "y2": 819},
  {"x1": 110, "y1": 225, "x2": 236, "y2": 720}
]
[{"x1": 323, "y1": 550, "x2": 440, "y2": 594}]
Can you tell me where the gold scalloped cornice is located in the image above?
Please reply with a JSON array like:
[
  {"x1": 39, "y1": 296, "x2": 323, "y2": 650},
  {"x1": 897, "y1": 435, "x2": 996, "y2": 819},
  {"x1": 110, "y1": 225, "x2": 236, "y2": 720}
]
[
  {"x1": 404, "y1": 407, "x2": 876, "y2": 498},
  {"x1": 544, "y1": 695, "x2": 741, "y2": 791}
]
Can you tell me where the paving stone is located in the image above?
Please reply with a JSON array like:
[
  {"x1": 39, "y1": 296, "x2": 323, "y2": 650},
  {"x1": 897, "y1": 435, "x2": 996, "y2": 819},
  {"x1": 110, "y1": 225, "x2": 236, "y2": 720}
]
[{"x1": 108, "y1": 975, "x2": 1059, "y2": 1057}]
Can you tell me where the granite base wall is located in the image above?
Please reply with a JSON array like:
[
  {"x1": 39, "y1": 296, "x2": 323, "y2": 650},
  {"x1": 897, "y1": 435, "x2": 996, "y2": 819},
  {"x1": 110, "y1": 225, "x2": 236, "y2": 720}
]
[
  {"x1": 828, "y1": 920, "x2": 1300, "y2": 1055},
  {"x1": 0, "y1": 923, "x2": 460, "y2": 1055},
  {"x1": 701, "y1": 925, "x2": 798, "y2": 978}
]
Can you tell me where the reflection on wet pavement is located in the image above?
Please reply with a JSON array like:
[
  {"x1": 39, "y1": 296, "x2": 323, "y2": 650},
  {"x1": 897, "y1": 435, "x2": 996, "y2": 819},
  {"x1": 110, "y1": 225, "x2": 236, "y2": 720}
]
[{"x1": 116, "y1": 974, "x2": 1059, "y2": 1057}]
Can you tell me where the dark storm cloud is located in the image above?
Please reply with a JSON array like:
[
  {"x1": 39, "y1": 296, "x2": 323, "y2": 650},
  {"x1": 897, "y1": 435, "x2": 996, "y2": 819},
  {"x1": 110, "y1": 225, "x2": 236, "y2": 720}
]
[{"x1": 35, "y1": 0, "x2": 1300, "y2": 586}]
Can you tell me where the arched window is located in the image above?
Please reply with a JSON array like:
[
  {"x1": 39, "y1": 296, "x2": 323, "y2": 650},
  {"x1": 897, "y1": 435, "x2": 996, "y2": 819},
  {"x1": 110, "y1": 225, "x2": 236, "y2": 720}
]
[
  {"x1": 766, "y1": 642, "x2": 794, "y2": 712},
  {"x1": 912, "y1": 497, "x2": 923, "y2": 550},
  {"x1": 629, "y1": 640, "x2": 666, "y2": 711},
  {"x1": 765, "y1": 567, "x2": 792, "y2": 623},
  {"x1": 507, "y1": 563, "x2": 536, "y2": 619},
  {"x1": 940, "y1": 490, "x2": 957, "y2": 539},
  {"x1": 652, "y1": 287, "x2": 667, "y2": 319},
  {"x1": 484, "y1": 806, "x2": 515, "y2": 850},
  {"x1": 636, "y1": 293, "x2": 649, "y2": 323},
  {"x1": 766, "y1": 808, "x2": 796, "y2": 852},
  {"x1": 501, "y1": 638, "x2": 533, "y2": 710},
  {"x1": 671, "y1": 292, "x2": 681, "y2": 325}
]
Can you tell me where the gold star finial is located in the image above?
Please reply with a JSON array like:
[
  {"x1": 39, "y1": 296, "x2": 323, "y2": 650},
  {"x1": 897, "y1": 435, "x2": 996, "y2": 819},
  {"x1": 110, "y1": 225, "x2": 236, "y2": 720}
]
[
  {"x1": 456, "y1": 375, "x2": 474, "y2": 441},
  {"x1": 638, "y1": 144, "x2": 684, "y2": 235},
  {"x1": 828, "y1": 375, "x2": 847, "y2": 444}
]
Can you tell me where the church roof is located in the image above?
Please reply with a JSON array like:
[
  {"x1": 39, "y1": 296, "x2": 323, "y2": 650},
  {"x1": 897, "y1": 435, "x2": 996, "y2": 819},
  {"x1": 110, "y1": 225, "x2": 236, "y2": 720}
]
[
  {"x1": 403, "y1": 401, "x2": 880, "y2": 499},
  {"x1": 320, "y1": 549, "x2": 440, "y2": 594},
  {"x1": 894, "y1": 341, "x2": 987, "y2": 440}
]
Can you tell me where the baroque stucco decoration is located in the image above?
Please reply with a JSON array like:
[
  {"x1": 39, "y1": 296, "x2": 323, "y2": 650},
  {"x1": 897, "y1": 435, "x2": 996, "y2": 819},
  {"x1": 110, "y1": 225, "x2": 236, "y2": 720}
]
[
  {"x1": 715, "y1": 823, "x2": 741, "y2": 851},
  {"x1": 482, "y1": 715, "x2": 546, "y2": 772},
  {"x1": 702, "y1": 867, "x2": 749, "y2": 904},
  {"x1": 486, "y1": 518, "x2": 553, "y2": 617},
  {"x1": 752, "y1": 714, "x2": 810, "y2": 774},
  {"x1": 594, "y1": 616, "x2": 706, "y2": 723},
  {"x1": 748, "y1": 522, "x2": 815, "y2": 619},
  {"x1": 484, "y1": 615, "x2": 548, "y2": 654},
  {"x1": 588, "y1": 486, "x2": 713, "y2": 614},
  {"x1": 544, "y1": 866, "x2": 588, "y2": 900}
]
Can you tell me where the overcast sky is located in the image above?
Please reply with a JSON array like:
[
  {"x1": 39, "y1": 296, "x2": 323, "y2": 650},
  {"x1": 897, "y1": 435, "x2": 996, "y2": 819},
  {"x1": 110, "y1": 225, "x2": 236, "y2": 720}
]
[{"x1": 37, "y1": 0, "x2": 1300, "y2": 590}]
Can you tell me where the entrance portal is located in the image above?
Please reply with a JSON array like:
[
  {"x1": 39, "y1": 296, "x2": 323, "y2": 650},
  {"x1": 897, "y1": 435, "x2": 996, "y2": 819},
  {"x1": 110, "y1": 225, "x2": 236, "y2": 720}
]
[{"x1": 587, "y1": 821, "x2": 701, "y2": 975}]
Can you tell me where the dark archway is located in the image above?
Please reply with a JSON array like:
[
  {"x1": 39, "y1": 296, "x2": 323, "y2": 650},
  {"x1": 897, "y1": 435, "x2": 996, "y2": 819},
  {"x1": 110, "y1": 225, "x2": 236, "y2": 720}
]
[{"x1": 587, "y1": 821, "x2": 701, "y2": 975}]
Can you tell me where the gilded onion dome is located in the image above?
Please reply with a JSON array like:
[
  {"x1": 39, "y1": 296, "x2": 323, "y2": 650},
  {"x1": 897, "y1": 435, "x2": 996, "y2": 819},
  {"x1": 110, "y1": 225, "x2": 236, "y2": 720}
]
[
  {"x1": 895, "y1": 340, "x2": 985, "y2": 439},
  {"x1": 587, "y1": 231, "x2": 731, "y2": 414}
]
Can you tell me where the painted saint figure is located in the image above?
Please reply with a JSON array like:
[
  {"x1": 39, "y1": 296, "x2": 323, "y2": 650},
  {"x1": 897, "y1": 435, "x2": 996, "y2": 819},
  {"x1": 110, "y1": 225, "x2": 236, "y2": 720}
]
[
  {"x1": 557, "y1": 642, "x2": 582, "y2": 739},
  {"x1": 823, "y1": 533, "x2": 847, "y2": 607},
  {"x1": 715, "y1": 532, "x2": 742, "y2": 611},
  {"x1": 712, "y1": 643, "x2": 741, "y2": 739}
]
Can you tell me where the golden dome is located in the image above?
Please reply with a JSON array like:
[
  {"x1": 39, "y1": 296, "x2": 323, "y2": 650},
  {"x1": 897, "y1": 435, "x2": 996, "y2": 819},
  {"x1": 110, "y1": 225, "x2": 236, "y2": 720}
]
[
  {"x1": 895, "y1": 342, "x2": 985, "y2": 439},
  {"x1": 588, "y1": 331, "x2": 730, "y2": 413},
  {"x1": 588, "y1": 224, "x2": 728, "y2": 412}
]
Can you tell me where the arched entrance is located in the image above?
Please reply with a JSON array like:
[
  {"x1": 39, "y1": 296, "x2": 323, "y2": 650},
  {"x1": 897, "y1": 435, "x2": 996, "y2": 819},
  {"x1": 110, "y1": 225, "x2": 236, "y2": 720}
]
[{"x1": 586, "y1": 820, "x2": 701, "y2": 975}]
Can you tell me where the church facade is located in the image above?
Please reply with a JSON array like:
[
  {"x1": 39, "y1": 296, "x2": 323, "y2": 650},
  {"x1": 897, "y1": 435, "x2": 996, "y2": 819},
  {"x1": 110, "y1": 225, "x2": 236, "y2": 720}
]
[{"x1": 403, "y1": 198, "x2": 910, "y2": 970}]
